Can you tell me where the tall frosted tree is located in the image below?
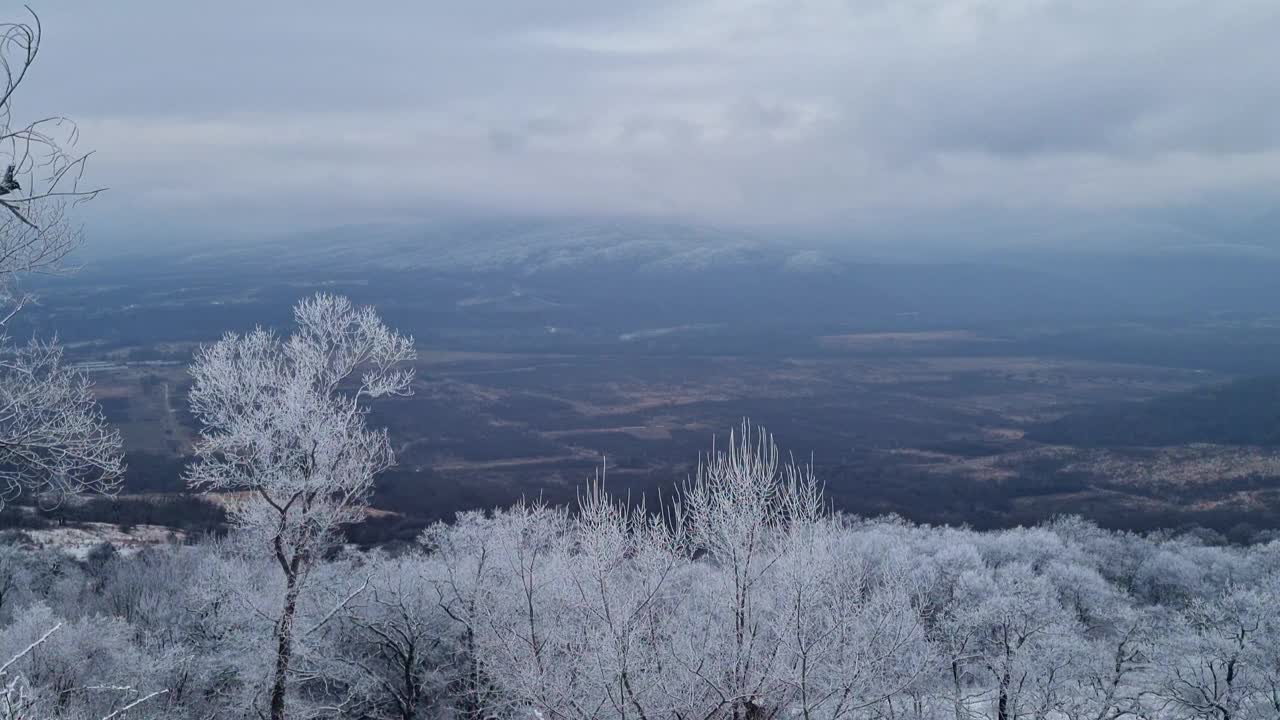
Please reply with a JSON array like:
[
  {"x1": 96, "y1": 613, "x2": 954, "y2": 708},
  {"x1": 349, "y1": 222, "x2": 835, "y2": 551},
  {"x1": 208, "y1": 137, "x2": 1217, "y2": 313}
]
[
  {"x1": 0, "y1": 9, "x2": 122, "y2": 507},
  {"x1": 673, "y1": 422, "x2": 801, "y2": 718},
  {"x1": 187, "y1": 293, "x2": 414, "y2": 720}
]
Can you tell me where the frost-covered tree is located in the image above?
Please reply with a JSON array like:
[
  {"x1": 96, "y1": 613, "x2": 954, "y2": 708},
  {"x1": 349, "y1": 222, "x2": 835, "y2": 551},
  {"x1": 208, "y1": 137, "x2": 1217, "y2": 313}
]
[
  {"x1": 481, "y1": 478, "x2": 687, "y2": 720},
  {"x1": 325, "y1": 553, "x2": 457, "y2": 720},
  {"x1": 670, "y1": 422, "x2": 810, "y2": 718},
  {"x1": 423, "y1": 511, "x2": 505, "y2": 719},
  {"x1": 434, "y1": 425, "x2": 936, "y2": 720},
  {"x1": 0, "y1": 608, "x2": 167, "y2": 720},
  {"x1": 0, "y1": 8, "x2": 121, "y2": 508},
  {"x1": 772, "y1": 519, "x2": 930, "y2": 720},
  {"x1": 187, "y1": 293, "x2": 414, "y2": 720},
  {"x1": 10, "y1": 418, "x2": 1280, "y2": 719},
  {"x1": 0, "y1": 546, "x2": 31, "y2": 621},
  {"x1": 1148, "y1": 580, "x2": 1280, "y2": 720},
  {"x1": 464, "y1": 500, "x2": 572, "y2": 716},
  {"x1": 557, "y1": 476, "x2": 685, "y2": 719}
]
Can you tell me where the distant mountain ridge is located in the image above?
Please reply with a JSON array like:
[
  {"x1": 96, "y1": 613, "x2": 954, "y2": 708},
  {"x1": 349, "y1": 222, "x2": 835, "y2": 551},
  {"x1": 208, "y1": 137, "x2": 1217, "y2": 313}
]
[
  {"x1": 51, "y1": 213, "x2": 1280, "y2": 372},
  {"x1": 188, "y1": 219, "x2": 825, "y2": 276},
  {"x1": 168, "y1": 200, "x2": 1280, "y2": 275}
]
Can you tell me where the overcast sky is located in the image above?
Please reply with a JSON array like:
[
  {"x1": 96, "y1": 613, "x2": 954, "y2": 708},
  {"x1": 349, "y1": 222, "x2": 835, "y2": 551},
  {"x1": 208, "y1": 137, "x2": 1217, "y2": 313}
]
[{"x1": 16, "y1": 0, "x2": 1280, "y2": 239}]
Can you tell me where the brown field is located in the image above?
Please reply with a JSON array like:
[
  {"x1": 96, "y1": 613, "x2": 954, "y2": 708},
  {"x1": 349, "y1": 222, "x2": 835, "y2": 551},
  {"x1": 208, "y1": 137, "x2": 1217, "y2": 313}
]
[
  {"x1": 77, "y1": 348, "x2": 1280, "y2": 536},
  {"x1": 818, "y1": 330, "x2": 1006, "y2": 350}
]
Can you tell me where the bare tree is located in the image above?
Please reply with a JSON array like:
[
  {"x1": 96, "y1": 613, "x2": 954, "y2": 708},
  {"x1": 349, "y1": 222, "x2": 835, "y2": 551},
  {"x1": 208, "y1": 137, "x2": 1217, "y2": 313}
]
[
  {"x1": 187, "y1": 293, "x2": 414, "y2": 720},
  {"x1": 323, "y1": 553, "x2": 456, "y2": 720},
  {"x1": 0, "y1": 617, "x2": 168, "y2": 720},
  {"x1": 773, "y1": 519, "x2": 930, "y2": 720},
  {"x1": 1148, "y1": 583, "x2": 1277, "y2": 720},
  {"x1": 0, "y1": 8, "x2": 120, "y2": 508},
  {"x1": 440, "y1": 426, "x2": 935, "y2": 720},
  {"x1": 671, "y1": 422, "x2": 796, "y2": 719},
  {"x1": 423, "y1": 510, "x2": 508, "y2": 720},
  {"x1": 474, "y1": 474, "x2": 688, "y2": 720}
]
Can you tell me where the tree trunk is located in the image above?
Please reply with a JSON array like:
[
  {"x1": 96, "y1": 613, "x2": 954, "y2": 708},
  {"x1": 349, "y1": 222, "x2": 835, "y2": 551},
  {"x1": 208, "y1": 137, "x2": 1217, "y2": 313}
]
[
  {"x1": 402, "y1": 641, "x2": 418, "y2": 720},
  {"x1": 951, "y1": 659, "x2": 966, "y2": 720},
  {"x1": 996, "y1": 670, "x2": 1010, "y2": 720},
  {"x1": 269, "y1": 570, "x2": 302, "y2": 720}
]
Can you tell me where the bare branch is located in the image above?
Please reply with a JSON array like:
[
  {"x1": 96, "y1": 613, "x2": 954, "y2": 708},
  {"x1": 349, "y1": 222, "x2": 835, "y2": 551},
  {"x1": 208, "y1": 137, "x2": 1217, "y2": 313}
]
[{"x1": 0, "y1": 622, "x2": 60, "y2": 678}]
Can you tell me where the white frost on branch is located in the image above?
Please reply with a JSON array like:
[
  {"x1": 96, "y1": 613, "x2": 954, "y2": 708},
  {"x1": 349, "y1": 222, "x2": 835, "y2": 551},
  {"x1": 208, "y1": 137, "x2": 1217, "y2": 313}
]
[
  {"x1": 0, "y1": 8, "x2": 120, "y2": 509},
  {"x1": 0, "y1": 338, "x2": 123, "y2": 506},
  {"x1": 187, "y1": 292, "x2": 414, "y2": 720}
]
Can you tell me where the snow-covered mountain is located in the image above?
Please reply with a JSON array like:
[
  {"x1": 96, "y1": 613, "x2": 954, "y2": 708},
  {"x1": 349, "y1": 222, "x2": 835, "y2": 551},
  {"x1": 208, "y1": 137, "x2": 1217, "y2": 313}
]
[{"x1": 192, "y1": 219, "x2": 824, "y2": 276}]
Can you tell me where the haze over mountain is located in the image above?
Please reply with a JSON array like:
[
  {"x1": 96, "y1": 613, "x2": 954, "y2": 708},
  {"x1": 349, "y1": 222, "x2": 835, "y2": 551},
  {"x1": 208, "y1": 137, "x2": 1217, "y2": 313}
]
[
  {"x1": 124, "y1": 209, "x2": 1280, "y2": 334},
  {"x1": 21, "y1": 0, "x2": 1280, "y2": 253}
]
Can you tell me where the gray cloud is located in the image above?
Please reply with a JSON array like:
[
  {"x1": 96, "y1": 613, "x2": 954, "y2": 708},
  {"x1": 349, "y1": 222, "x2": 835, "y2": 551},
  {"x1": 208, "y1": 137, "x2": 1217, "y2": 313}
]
[{"x1": 14, "y1": 0, "x2": 1280, "y2": 237}]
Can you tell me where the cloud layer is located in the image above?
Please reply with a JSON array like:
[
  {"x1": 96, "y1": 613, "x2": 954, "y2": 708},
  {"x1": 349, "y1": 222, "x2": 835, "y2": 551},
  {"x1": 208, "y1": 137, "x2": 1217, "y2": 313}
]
[{"x1": 18, "y1": 0, "x2": 1280, "y2": 236}]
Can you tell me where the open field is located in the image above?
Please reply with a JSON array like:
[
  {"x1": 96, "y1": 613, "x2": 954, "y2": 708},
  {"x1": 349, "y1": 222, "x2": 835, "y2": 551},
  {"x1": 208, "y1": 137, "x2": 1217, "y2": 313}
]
[{"x1": 59, "y1": 345, "x2": 1280, "y2": 544}]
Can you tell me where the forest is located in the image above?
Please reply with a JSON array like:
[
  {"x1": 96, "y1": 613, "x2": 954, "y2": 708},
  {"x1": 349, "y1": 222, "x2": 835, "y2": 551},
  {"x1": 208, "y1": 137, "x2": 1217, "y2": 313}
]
[{"x1": 4, "y1": 429, "x2": 1280, "y2": 720}]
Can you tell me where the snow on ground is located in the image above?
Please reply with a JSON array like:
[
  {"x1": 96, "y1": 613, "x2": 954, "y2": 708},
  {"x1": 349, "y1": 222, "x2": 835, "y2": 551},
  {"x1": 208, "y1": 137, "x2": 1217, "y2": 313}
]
[{"x1": 11, "y1": 523, "x2": 186, "y2": 560}]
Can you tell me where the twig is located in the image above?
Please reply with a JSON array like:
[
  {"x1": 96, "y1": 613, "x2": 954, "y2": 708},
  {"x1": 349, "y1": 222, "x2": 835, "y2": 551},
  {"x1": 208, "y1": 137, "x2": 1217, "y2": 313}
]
[
  {"x1": 0, "y1": 623, "x2": 61, "y2": 677},
  {"x1": 99, "y1": 689, "x2": 169, "y2": 720}
]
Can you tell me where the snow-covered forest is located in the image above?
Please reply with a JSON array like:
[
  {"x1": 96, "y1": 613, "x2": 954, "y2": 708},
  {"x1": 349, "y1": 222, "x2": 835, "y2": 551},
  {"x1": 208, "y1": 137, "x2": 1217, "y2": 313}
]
[{"x1": 4, "y1": 430, "x2": 1280, "y2": 720}]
